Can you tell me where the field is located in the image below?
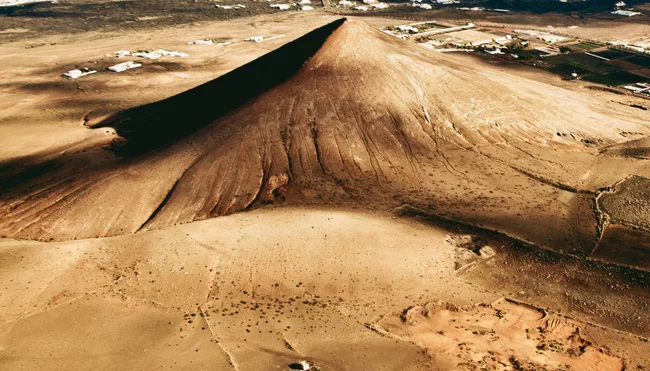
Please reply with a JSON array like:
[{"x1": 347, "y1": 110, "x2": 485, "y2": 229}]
[
  {"x1": 412, "y1": 21, "x2": 448, "y2": 33},
  {"x1": 0, "y1": 0, "x2": 302, "y2": 42},
  {"x1": 545, "y1": 53, "x2": 621, "y2": 74},
  {"x1": 572, "y1": 41, "x2": 602, "y2": 50},
  {"x1": 548, "y1": 64, "x2": 591, "y2": 76},
  {"x1": 591, "y1": 48, "x2": 636, "y2": 60},
  {"x1": 545, "y1": 49, "x2": 650, "y2": 86},
  {"x1": 583, "y1": 71, "x2": 649, "y2": 86},
  {"x1": 626, "y1": 55, "x2": 650, "y2": 67}
]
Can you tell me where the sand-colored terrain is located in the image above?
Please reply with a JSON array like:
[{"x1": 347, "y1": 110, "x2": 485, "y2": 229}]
[
  {"x1": 0, "y1": 208, "x2": 494, "y2": 370},
  {"x1": 1, "y1": 8, "x2": 650, "y2": 371},
  {"x1": 378, "y1": 299, "x2": 624, "y2": 370},
  {"x1": 1, "y1": 207, "x2": 649, "y2": 370}
]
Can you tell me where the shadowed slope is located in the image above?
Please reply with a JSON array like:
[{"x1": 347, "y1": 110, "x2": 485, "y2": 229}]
[
  {"x1": 1, "y1": 19, "x2": 650, "y2": 255},
  {"x1": 89, "y1": 18, "x2": 346, "y2": 154}
]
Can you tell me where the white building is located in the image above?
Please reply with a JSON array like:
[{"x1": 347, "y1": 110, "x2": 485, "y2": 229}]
[
  {"x1": 485, "y1": 47, "x2": 504, "y2": 55},
  {"x1": 245, "y1": 36, "x2": 265, "y2": 42},
  {"x1": 114, "y1": 50, "x2": 131, "y2": 57},
  {"x1": 188, "y1": 39, "x2": 214, "y2": 45},
  {"x1": 622, "y1": 83, "x2": 650, "y2": 93},
  {"x1": 133, "y1": 51, "x2": 162, "y2": 59},
  {"x1": 396, "y1": 25, "x2": 418, "y2": 33},
  {"x1": 615, "y1": 1, "x2": 626, "y2": 7},
  {"x1": 354, "y1": 5, "x2": 368, "y2": 10},
  {"x1": 270, "y1": 3, "x2": 291, "y2": 9},
  {"x1": 152, "y1": 49, "x2": 189, "y2": 57},
  {"x1": 372, "y1": 2, "x2": 387, "y2": 8},
  {"x1": 63, "y1": 68, "x2": 97, "y2": 79},
  {"x1": 534, "y1": 46, "x2": 560, "y2": 57},
  {"x1": 612, "y1": 10, "x2": 641, "y2": 16},
  {"x1": 108, "y1": 61, "x2": 142, "y2": 73},
  {"x1": 471, "y1": 39, "x2": 493, "y2": 47},
  {"x1": 301, "y1": 5, "x2": 313, "y2": 10}
]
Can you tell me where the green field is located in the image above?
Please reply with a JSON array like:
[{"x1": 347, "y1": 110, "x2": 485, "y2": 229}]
[
  {"x1": 583, "y1": 72, "x2": 648, "y2": 86},
  {"x1": 545, "y1": 54, "x2": 620, "y2": 74},
  {"x1": 591, "y1": 49, "x2": 635, "y2": 60},
  {"x1": 548, "y1": 65, "x2": 591, "y2": 76},
  {"x1": 413, "y1": 22, "x2": 448, "y2": 32},
  {"x1": 572, "y1": 42, "x2": 602, "y2": 50},
  {"x1": 625, "y1": 55, "x2": 650, "y2": 67}
]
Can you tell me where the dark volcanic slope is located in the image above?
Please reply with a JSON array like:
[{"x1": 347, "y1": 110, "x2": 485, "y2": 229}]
[{"x1": 2, "y1": 19, "x2": 650, "y2": 259}]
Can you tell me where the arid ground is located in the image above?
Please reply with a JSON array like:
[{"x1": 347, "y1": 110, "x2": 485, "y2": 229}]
[{"x1": 1, "y1": 5, "x2": 649, "y2": 371}]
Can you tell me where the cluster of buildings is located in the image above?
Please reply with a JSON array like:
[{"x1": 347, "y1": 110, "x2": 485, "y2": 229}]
[
  {"x1": 608, "y1": 40, "x2": 650, "y2": 55},
  {"x1": 215, "y1": 3, "x2": 246, "y2": 9},
  {"x1": 384, "y1": 22, "x2": 477, "y2": 42},
  {"x1": 112, "y1": 50, "x2": 185, "y2": 59},
  {"x1": 108, "y1": 61, "x2": 142, "y2": 73},
  {"x1": 622, "y1": 83, "x2": 650, "y2": 96},
  {"x1": 267, "y1": 1, "x2": 312, "y2": 10},
  {"x1": 352, "y1": 0, "x2": 388, "y2": 11},
  {"x1": 111, "y1": 49, "x2": 188, "y2": 59},
  {"x1": 514, "y1": 29, "x2": 569, "y2": 44},
  {"x1": 458, "y1": 7, "x2": 509, "y2": 12},
  {"x1": 384, "y1": 20, "x2": 530, "y2": 58},
  {"x1": 245, "y1": 34, "x2": 286, "y2": 43},
  {"x1": 62, "y1": 47, "x2": 192, "y2": 78},
  {"x1": 611, "y1": 1, "x2": 642, "y2": 16},
  {"x1": 215, "y1": 1, "x2": 314, "y2": 11},
  {"x1": 336, "y1": 0, "x2": 387, "y2": 10},
  {"x1": 187, "y1": 39, "x2": 232, "y2": 46},
  {"x1": 611, "y1": 10, "x2": 642, "y2": 17},
  {"x1": 411, "y1": 2, "x2": 432, "y2": 10}
]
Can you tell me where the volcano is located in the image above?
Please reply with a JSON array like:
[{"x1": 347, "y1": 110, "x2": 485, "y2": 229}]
[{"x1": 1, "y1": 18, "x2": 650, "y2": 261}]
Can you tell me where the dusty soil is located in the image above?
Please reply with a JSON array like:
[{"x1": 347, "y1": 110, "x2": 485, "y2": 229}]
[
  {"x1": 594, "y1": 224, "x2": 650, "y2": 270},
  {"x1": 0, "y1": 0, "x2": 282, "y2": 42},
  {"x1": 1, "y1": 207, "x2": 649, "y2": 370},
  {"x1": 378, "y1": 299, "x2": 624, "y2": 370},
  {"x1": 0, "y1": 208, "x2": 496, "y2": 370},
  {"x1": 599, "y1": 175, "x2": 650, "y2": 230}
]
